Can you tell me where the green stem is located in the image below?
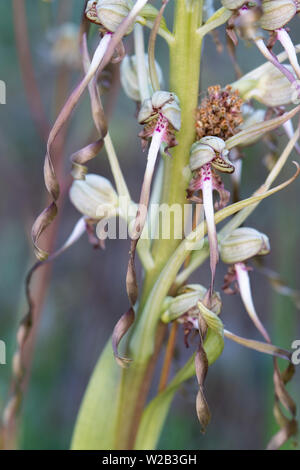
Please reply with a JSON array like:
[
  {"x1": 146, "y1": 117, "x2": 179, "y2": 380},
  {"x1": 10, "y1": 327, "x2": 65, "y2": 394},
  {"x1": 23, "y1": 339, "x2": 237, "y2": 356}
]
[{"x1": 113, "y1": 0, "x2": 203, "y2": 449}]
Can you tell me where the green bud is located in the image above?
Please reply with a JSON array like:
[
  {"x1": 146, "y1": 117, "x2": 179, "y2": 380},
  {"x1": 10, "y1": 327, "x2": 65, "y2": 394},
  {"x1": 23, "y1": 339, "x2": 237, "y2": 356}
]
[
  {"x1": 120, "y1": 54, "x2": 163, "y2": 102},
  {"x1": 69, "y1": 174, "x2": 118, "y2": 219},
  {"x1": 220, "y1": 227, "x2": 270, "y2": 264},
  {"x1": 260, "y1": 0, "x2": 296, "y2": 30}
]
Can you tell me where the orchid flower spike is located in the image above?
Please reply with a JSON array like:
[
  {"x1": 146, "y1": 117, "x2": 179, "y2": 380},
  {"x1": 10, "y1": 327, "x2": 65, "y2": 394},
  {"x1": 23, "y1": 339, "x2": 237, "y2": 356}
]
[
  {"x1": 188, "y1": 137, "x2": 235, "y2": 294},
  {"x1": 221, "y1": 227, "x2": 271, "y2": 342}
]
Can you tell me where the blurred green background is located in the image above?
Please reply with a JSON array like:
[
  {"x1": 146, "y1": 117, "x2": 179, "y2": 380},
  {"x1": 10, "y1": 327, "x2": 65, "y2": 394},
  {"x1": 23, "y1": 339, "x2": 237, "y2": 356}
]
[{"x1": 0, "y1": 0, "x2": 299, "y2": 450}]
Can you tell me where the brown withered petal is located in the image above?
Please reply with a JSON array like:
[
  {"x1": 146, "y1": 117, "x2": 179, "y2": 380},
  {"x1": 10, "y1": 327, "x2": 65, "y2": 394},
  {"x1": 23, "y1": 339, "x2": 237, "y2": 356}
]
[
  {"x1": 268, "y1": 357, "x2": 298, "y2": 449},
  {"x1": 126, "y1": 241, "x2": 139, "y2": 306},
  {"x1": 70, "y1": 32, "x2": 108, "y2": 180},
  {"x1": 32, "y1": 58, "x2": 102, "y2": 259},
  {"x1": 112, "y1": 307, "x2": 135, "y2": 367},
  {"x1": 82, "y1": 37, "x2": 107, "y2": 136},
  {"x1": 71, "y1": 139, "x2": 105, "y2": 180},
  {"x1": 31, "y1": 202, "x2": 58, "y2": 261},
  {"x1": 281, "y1": 362, "x2": 296, "y2": 384},
  {"x1": 196, "y1": 387, "x2": 211, "y2": 434},
  {"x1": 273, "y1": 359, "x2": 296, "y2": 417},
  {"x1": 195, "y1": 85, "x2": 243, "y2": 141}
]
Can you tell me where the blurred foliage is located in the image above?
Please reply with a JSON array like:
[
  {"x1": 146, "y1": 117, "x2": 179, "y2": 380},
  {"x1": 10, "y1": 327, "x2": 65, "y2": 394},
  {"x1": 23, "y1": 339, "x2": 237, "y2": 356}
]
[{"x1": 0, "y1": 0, "x2": 299, "y2": 450}]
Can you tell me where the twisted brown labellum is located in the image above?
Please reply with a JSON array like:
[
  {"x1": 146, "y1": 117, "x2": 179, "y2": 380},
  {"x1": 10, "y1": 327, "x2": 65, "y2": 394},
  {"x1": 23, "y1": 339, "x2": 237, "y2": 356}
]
[
  {"x1": 71, "y1": 139, "x2": 105, "y2": 180},
  {"x1": 32, "y1": 61, "x2": 101, "y2": 260},
  {"x1": 267, "y1": 359, "x2": 297, "y2": 449},
  {"x1": 195, "y1": 343, "x2": 211, "y2": 433},
  {"x1": 70, "y1": 32, "x2": 109, "y2": 180},
  {"x1": 81, "y1": 32, "x2": 135, "y2": 365},
  {"x1": 112, "y1": 307, "x2": 135, "y2": 367}
]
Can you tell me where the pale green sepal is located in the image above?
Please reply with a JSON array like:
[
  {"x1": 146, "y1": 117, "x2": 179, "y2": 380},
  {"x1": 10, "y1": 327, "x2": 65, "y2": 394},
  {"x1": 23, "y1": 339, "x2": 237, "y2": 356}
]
[{"x1": 197, "y1": 301, "x2": 224, "y2": 338}]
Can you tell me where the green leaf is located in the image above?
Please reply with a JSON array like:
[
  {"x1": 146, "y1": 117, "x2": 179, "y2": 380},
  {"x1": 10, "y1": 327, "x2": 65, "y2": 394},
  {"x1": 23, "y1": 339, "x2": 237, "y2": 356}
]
[
  {"x1": 71, "y1": 339, "x2": 122, "y2": 450},
  {"x1": 134, "y1": 329, "x2": 224, "y2": 450}
]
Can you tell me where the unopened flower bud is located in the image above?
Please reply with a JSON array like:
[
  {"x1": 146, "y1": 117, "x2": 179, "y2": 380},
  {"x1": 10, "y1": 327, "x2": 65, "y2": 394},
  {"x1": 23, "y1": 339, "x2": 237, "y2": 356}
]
[
  {"x1": 260, "y1": 0, "x2": 297, "y2": 30},
  {"x1": 221, "y1": 0, "x2": 246, "y2": 10},
  {"x1": 138, "y1": 91, "x2": 181, "y2": 130},
  {"x1": 69, "y1": 174, "x2": 118, "y2": 219},
  {"x1": 120, "y1": 54, "x2": 163, "y2": 101},
  {"x1": 220, "y1": 227, "x2": 270, "y2": 264},
  {"x1": 232, "y1": 63, "x2": 296, "y2": 107}
]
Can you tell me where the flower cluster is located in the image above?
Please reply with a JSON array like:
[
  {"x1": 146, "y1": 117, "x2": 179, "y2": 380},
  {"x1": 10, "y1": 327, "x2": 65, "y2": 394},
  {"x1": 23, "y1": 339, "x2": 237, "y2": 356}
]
[{"x1": 195, "y1": 85, "x2": 243, "y2": 141}]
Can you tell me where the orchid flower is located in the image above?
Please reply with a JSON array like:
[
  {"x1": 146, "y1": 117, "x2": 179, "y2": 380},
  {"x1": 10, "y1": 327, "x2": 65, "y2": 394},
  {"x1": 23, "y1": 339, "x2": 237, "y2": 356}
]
[
  {"x1": 187, "y1": 137, "x2": 235, "y2": 294},
  {"x1": 221, "y1": 227, "x2": 271, "y2": 342}
]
